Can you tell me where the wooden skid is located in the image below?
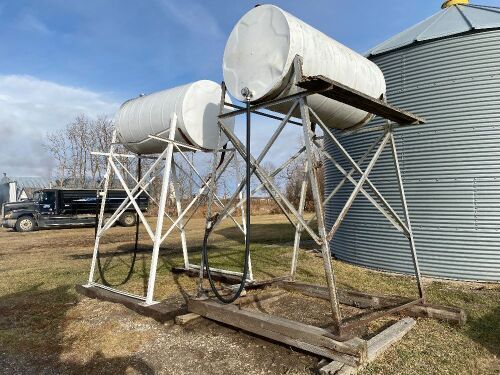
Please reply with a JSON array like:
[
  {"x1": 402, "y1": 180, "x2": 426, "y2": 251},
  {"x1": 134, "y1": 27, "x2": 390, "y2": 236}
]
[
  {"x1": 367, "y1": 317, "x2": 416, "y2": 361},
  {"x1": 297, "y1": 75, "x2": 425, "y2": 125},
  {"x1": 76, "y1": 284, "x2": 186, "y2": 323},
  {"x1": 320, "y1": 318, "x2": 416, "y2": 374},
  {"x1": 188, "y1": 298, "x2": 367, "y2": 366},
  {"x1": 279, "y1": 281, "x2": 466, "y2": 325},
  {"x1": 175, "y1": 313, "x2": 201, "y2": 325},
  {"x1": 235, "y1": 289, "x2": 287, "y2": 307}
]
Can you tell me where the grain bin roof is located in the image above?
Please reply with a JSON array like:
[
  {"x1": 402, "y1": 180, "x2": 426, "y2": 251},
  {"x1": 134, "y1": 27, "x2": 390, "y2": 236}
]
[
  {"x1": 0, "y1": 176, "x2": 52, "y2": 189},
  {"x1": 367, "y1": 3, "x2": 500, "y2": 56}
]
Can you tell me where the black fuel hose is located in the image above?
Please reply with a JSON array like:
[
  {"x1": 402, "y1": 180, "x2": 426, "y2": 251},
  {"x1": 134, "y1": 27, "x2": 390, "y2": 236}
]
[
  {"x1": 95, "y1": 158, "x2": 140, "y2": 287},
  {"x1": 201, "y1": 99, "x2": 252, "y2": 303}
]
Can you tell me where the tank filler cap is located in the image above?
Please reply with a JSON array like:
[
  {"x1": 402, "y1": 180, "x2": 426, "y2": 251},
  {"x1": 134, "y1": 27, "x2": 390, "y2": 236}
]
[{"x1": 441, "y1": 0, "x2": 469, "y2": 8}]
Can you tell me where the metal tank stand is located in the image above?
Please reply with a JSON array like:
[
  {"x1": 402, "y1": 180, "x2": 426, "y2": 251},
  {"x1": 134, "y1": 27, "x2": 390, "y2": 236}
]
[
  {"x1": 187, "y1": 56, "x2": 466, "y2": 369},
  {"x1": 81, "y1": 112, "x2": 251, "y2": 309}
]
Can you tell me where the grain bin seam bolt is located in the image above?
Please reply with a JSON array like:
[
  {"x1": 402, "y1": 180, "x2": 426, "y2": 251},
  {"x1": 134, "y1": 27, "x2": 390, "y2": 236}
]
[{"x1": 241, "y1": 87, "x2": 253, "y2": 102}]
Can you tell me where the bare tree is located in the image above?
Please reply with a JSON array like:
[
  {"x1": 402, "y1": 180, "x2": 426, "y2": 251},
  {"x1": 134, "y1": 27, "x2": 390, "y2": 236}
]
[
  {"x1": 44, "y1": 114, "x2": 114, "y2": 188},
  {"x1": 45, "y1": 131, "x2": 69, "y2": 187}
]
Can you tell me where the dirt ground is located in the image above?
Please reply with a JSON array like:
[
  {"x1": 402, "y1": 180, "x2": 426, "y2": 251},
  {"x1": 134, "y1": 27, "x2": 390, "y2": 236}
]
[{"x1": 0, "y1": 215, "x2": 499, "y2": 375}]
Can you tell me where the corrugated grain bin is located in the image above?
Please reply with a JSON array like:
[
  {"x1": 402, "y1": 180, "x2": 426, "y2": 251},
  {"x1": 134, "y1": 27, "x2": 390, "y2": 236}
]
[{"x1": 324, "y1": 2, "x2": 500, "y2": 282}]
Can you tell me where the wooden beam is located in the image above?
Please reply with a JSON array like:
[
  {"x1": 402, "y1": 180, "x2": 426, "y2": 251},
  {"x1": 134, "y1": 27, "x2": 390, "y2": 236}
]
[
  {"x1": 175, "y1": 313, "x2": 202, "y2": 325},
  {"x1": 367, "y1": 318, "x2": 416, "y2": 362},
  {"x1": 236, "y1": 289, "x2": 286, "y2": 307},
  {"x1": 319, "y1": 318, "x2": 416, "y2": 374},
  {"x1": 188, "y1": 298, "x2": 367, "y2": 366},
  {"x1": 296, "y1": 75, "x2": 425, "y2": 125},
  {"x1": 279, "y1": 282, "x2": 466, "y2": 325},
  {"x1": 76, "y1": 284, "x2": 186, "y2": 323}
]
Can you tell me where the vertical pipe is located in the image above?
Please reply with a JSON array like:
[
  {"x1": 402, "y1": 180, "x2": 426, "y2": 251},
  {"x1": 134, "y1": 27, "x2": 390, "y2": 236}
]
[
  {"x1": 171, "y1": 163, "x2": 189, "y2": 269},
  {"x1": 239, "y1": 191, "x2": 253, "y2": 280},
  {"x1": 134, "y1": 158, "x2": 141, "y2": 254},
  {"x1": 299, "y1": 99, "x2": 342, "y2": 333},
  {"x1": 290, "y1": 159, "x2": 309, "y2": 280},
  {"x1": 245, "y1": 96, "x2": 251, "y2": 288},
  {"x1": 87, "y1": 130, "x2": 117, "y2": 285},
  {"x1": 389, "y1": 131, "x2": 426, "y2": 301},
  {"x1": 145, "y1": 114, "x2": 177, "y2": 305}
]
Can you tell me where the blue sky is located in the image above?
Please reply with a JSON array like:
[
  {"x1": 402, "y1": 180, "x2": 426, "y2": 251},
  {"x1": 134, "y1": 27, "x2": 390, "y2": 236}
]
[{"x1": 1, "y1": 0, "x2": 499, "y2": 176}]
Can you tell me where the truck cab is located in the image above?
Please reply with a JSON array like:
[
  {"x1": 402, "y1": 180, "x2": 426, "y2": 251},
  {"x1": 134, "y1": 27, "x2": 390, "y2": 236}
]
[{"x1": 1, "y1": 188, "x2": 147, "y2": 232}]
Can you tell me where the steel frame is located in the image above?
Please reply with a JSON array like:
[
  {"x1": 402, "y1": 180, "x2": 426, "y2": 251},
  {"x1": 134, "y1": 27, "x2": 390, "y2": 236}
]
[
  {"x1": 195, "y1": 55, "x2": 427, "y2": 338},
  {"x1": 85, "y1": 113, "x2": 251, "y2": 305}
]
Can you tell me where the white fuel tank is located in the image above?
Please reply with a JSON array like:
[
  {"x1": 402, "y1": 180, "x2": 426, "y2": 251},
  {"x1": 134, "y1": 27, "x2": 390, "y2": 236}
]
[
  {"x1": 116, "y1": 80, "x2": 234, "y2": 154},
  {"x1": 223, "y1": 5, "x2": 386, "y2": 129}
]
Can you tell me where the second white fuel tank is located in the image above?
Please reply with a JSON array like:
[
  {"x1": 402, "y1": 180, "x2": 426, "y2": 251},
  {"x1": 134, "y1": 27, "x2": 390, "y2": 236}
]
[{"x1": 116, "y1": 80, "x2": 234, "y2": 154}]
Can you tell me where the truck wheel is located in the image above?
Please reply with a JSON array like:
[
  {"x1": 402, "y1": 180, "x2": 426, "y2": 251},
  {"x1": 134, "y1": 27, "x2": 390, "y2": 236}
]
[
  {"x1": 103, "y1": 214, "x2": 114, "y2": 227},
  {"x1": 15, "y1": 216, "x2": 36, "y2": 232},
  {"x1": 119, "y1": 213, "x2": 137, "y2": 227}
]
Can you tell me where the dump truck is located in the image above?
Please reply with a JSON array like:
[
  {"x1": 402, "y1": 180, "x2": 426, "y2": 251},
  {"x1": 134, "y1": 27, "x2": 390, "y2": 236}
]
[{"x1": 1, "y1": 188, "x2": 148, "y2": 232}]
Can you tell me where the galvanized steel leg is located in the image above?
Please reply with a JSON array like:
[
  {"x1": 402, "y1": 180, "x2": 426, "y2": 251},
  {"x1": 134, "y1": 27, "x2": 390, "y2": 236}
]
[
  {"x1": 171, "y1": 162, "x2": 189, "y2": 270},
  {"x1": 239, "y1": 190, "x2": 254, "y2": 281},
  {"x1": 389, "y1": 131, "x2": 426, "y2": 301},
  {"x1": 290, "y1": 159, "x2": 309, "y2": 280},
  {"x1": 299, "y1": 99, "x2": 342, "y2": 333},
  {"x1": 326, "y1": 132, "x2": 391, "y2": 241},
  {"x1": 144, "y1": 113, "x2": 178, "y2": 305},
  {"x1": 87, "y1": 130, "x2": 117, "y2": 285}
]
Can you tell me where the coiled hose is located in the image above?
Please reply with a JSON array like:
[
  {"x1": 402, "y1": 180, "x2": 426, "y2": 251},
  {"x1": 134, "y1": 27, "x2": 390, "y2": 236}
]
[{"x1": 201, "y1": 99, "x2": 252, "y2": 303}]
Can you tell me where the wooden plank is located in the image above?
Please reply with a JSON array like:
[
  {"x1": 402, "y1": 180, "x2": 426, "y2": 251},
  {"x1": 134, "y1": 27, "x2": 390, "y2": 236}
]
[
  {"x1": 279, "y1": 282, "x2": 408, "y2": 309},
  {"x1": 279, "y1": 282, "x2": 466, "y2": 325},
  {"x1": 76, "y1": 284, "x2": 186, "y2": 323},
  {"x1": 188, "y1": 298, "x2": 367, "y2": 366},
  {"x1": 175, "y1": 313, "x2": 201, "y2": 325},
  {"x1": 367, "y1": 318, "x2": 416, "y2": 362},
  {"x1": 244, "y1": 276, "x2": 292, "y2": 290},
  {"x1": 236, "y1": 290, "x2": 286, "y2": 307},
  {"x1": 404, "y1": 303, "x2": 467, "y2": 325},
  {"x1": 296, "y1": 75, "x2": 425, "y2": 125},
  {"x1": 341, "y1": 299, "x2": 422, "y2": 333}
]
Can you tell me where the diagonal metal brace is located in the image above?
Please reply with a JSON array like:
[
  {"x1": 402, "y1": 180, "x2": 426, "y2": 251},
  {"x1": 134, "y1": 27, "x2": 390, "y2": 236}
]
[{"x1": 219, "y1": 121, "x2": 321, "y2": 244}]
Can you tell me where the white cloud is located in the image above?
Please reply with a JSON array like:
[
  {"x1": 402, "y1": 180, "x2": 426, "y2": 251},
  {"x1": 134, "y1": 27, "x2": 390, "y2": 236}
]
[
  {"x1": 159, "y1": 0, "x2": 224, "y2": 40},
  {"x1": 16, "y1": 13, "x2": 52, "y2": 35},
  {"x1": 0, "y1": 75, "x2": 119, "y2": 178}
]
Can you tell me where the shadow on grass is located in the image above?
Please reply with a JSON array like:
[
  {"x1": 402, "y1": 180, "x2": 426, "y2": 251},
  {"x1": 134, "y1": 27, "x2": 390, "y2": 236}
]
[
  {"x1": 466, "y1": 305, "x2": 500, "y2": 356},
  {"x1": 0, "y1": 284, "x2": 154, "y2": 374},
  {"x1": 215, "y1": 222, "x2": 316, "y2": 245}
]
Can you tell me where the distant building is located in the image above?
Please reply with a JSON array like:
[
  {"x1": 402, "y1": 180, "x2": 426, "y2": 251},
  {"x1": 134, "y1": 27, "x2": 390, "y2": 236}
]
[{"x1": 0, "y1": 174, "x2": 52, "y2": 206}]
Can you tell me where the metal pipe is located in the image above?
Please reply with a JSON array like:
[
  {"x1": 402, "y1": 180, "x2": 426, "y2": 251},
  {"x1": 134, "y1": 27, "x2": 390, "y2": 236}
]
[
  {"x1": 389, "y1": 132, "x2": 426, "y2": 301},
  {"x1": 87, "y1": 130, "x2": 117, "y2": 285},
  {"x1": 219, "y1": 121, "x2": 321, "y2": 243},
  {"x1": 145, "y1": 113, "x2": 178, "y2": 305},
  {"x1": 224, "y1": 102, "x2": 303, "y2": 126},
  {"x1": 326, "y1": 131, "x2": 392, "y2": 241},
  {"x1": 134, "y1": 158, "x2": 141, "y2": 254},
  {"x1": 299, "y1": 97, "x2": 342, "y2": 333},
  {"x1": 311, "y1": 109, "x2": 410, "y2": 237}
]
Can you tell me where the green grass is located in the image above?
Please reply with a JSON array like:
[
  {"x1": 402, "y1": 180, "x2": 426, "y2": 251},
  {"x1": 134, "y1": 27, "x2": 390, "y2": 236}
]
[{"x1": 0, "y1": 214, "x2": 498, "y2": 374}]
